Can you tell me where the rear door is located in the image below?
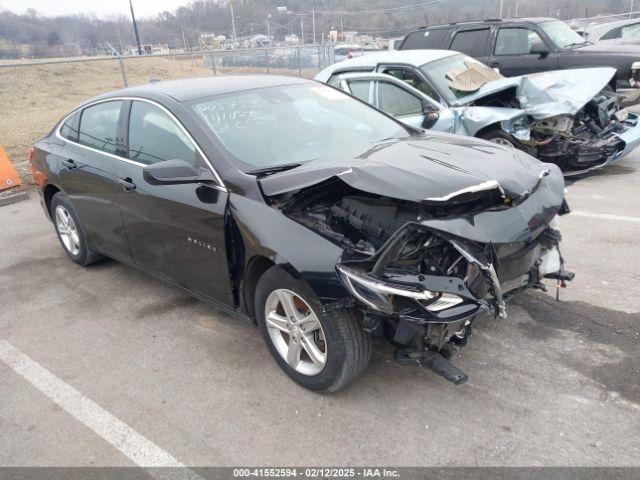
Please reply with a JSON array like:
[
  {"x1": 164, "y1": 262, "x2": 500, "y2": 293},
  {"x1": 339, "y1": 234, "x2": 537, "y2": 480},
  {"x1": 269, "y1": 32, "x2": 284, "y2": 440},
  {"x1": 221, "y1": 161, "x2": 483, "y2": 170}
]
[
  {"x1": 488, "y1": 26, "x2": 559, "y2": 76},
  {"x1": 57, "y1": 100, "x2": 130, "y2": 260},
  {"x1": 115, "y1": 99, "x2": 233, "y2": 305},
  {"x1": 446, "y1": 27, "x2": 491, "y2": 65}
]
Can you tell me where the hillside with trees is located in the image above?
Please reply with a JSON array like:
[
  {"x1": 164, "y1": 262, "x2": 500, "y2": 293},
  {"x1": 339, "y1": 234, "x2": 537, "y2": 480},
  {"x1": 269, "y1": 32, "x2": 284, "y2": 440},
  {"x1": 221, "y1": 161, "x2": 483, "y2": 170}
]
[{"x1": 0, "y1": 0, "x2": 634, "y2": 59}]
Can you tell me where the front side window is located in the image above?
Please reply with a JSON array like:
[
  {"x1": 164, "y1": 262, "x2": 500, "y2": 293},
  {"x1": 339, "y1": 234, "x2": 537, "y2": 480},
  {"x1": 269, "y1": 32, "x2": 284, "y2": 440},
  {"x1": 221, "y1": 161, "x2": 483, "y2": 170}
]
[
  {"x1": 190, "y1": 84, "x2": 407, "y2": 171},
  {"x1": 622, "y1": 23, "x2": 640, "y2": 38},
  {"x1": 449, "y1": 29, "x2": 490, "y2": 57},
  {"x1": 128, "y1": 101, "x2": 197, "y2": 165},
  {"x1": 495, "y1": 28, "x2": 545, "y2": 55},
  {"x1": 601, "y1": 27, "x2": 623, "y2": 40},
  {"x1": 377, "y1": 81, "x2": 423, "y2": 117},
  {"x1": 380, "y1": 67, "x2": 438, "y2": 99},
  {"x1": 540, "y1": 20, "x2": 586, "y2": 48},
  {"x1": 78, "y1": 101, "x2": 122, "y2": 154}
]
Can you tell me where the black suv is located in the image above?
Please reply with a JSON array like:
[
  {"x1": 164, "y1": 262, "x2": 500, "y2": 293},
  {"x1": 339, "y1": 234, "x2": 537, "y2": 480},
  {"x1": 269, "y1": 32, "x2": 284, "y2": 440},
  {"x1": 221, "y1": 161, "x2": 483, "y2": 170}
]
[{"x1": 400, "y1": 17, "x2": 640, "y2": 93}]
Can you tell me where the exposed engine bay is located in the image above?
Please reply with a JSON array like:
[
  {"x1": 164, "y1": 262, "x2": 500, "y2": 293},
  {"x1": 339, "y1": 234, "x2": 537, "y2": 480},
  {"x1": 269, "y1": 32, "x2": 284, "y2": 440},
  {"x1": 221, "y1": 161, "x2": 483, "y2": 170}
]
[{"x1": 267, "y1": 173, "x2": 574, "y2": 384}]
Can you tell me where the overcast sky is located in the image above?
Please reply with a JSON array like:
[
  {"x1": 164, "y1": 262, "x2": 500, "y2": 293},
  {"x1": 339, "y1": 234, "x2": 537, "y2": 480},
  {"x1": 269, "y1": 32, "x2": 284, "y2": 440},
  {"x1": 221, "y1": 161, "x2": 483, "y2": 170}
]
[{"x1": 0, "y1": 0, "x2": 188, "y2": 19}]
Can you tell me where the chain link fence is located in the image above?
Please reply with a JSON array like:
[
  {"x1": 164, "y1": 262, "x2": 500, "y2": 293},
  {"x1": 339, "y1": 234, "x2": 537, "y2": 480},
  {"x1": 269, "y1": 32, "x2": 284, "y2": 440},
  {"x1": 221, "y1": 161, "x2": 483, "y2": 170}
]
[{"x1": 0, "y1": 44, "x2": 337, "y2": 180}]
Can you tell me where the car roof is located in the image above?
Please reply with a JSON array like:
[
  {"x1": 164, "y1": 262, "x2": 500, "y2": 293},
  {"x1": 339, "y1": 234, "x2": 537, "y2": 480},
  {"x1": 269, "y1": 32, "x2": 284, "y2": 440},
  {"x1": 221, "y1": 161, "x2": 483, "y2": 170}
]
[
  {"x1": 327, "y1": 49, "x2": 458, "y2": 69},
  {"x1": 587, "y1": 18, "x2": 640, "y2": 39},
  {"x1": 419, "y1": 17, "x2": 557, "y2": 29},
  {"x1": 98, "y1": 75, "x2": 312, "y2": 103}
]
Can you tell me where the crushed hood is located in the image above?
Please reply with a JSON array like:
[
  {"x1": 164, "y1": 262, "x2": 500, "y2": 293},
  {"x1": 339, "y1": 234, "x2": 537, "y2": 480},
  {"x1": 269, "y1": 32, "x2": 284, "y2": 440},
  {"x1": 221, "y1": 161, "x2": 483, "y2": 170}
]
[
  {"x1": 453, "y1": 67, "x2": 616, "y2": 119},
  {"x1": 259, "y1": 132, "x2": 552, "y2": 204}
]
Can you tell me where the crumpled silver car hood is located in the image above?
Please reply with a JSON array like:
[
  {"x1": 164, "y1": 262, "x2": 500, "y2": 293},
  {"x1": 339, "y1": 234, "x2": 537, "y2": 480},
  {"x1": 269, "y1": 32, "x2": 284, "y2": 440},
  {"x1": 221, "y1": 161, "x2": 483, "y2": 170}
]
[{"x1": 453, "y1": 67, "x2": 616, "y2": 120}]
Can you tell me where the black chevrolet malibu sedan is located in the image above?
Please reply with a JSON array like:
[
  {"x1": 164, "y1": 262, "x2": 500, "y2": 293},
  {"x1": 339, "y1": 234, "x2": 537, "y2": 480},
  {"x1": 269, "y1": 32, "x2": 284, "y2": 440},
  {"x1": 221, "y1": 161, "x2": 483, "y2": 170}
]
[{"x1": 29, "y1": 75, "x2": 573, "y2": 391}]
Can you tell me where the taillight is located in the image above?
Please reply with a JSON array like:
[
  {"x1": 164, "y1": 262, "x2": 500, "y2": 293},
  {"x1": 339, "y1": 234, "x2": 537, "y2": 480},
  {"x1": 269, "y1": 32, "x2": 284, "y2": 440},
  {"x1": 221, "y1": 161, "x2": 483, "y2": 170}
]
[{"x1": 28, "y1": 145, "x2": 45, "y2": 187}]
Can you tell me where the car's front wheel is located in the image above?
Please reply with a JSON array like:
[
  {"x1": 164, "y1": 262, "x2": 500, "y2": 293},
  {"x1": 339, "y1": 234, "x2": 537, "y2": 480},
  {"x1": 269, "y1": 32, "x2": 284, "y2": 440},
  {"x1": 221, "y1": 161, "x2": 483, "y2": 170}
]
[{"x1": 255, "y1": 266, "x2": 370, "y2": 392}]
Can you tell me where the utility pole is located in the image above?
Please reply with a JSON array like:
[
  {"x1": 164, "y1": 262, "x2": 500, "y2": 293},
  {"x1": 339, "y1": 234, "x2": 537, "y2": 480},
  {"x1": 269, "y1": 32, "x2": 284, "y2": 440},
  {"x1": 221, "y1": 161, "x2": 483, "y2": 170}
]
[
  {"x1": 498, "y1": 0, "x2": 504, "y2": 19},
  {"x1": 312, "y1": 9, "x2": 316, "y2": 45},
  {"x1": 129, "y1": 0, "x2": 142, "y2": 55},
  {"x1": 515, "y1": 0, "x2": 519, "y2": 17},
  {"x1": 297, "y1": 13, "x2": 305, "y2": 45},
  {"x1": 230, "y1": 1, "x2": 237, "y2": 39},
  {"x1": 266, "y1": 14, "x2": 271, "y2": 43},
  {"x1": 181, "y1": 26, "x2": 188, "y2": 52},
  {"x1": 630, "y1": 0, "x2": 635, "y2": 19}
]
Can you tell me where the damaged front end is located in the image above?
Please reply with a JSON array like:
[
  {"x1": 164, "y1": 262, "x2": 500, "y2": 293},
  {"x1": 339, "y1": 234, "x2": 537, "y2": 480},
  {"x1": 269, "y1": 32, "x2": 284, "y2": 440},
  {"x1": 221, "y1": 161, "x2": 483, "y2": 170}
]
[
  {"x1": 452, "y1": 65, "x2": 640, "y2": 175},
  {"x1": 267, "y1": 163, "x2": 573, "y2": 385},
  {"x1": 525, "y1": 93, "x2": 640, "y2": 175}
]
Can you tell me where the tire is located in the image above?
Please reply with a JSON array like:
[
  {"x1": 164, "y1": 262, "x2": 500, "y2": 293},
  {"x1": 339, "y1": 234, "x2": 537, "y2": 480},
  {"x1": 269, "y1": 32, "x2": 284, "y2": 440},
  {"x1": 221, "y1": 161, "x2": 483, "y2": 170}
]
[
  {"x1": 50, "y1": 192, "x2": 104, "y2": 266},
  {"x1": 478, "y1": 128, "x2": 517, "y2": 148},
  {"x1": 255, "y1": 266, "x2": 371, "y2": 392}
]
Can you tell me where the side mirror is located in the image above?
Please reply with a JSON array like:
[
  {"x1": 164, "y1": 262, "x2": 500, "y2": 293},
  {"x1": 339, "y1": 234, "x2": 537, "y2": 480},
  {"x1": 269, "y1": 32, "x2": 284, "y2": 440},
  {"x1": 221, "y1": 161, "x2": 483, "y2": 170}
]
[
  {"x1": 422, "y1": 110, "x2": 440, "y2": 129},
  {"x1": 143, "y1": 159, "x2": 215, "y2": 185},
  {"x1": 530, "y1": 41, "x2": 550, "y2": 57}
]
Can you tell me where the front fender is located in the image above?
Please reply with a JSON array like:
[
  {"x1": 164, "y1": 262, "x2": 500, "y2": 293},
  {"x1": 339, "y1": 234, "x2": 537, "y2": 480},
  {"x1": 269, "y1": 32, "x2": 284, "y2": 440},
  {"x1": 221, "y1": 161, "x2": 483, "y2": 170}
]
[
  {"x1": 454, "y1": 106, "x2": 527, "y2": 137},
  {"x1": 228, "y1": 194, "x2": 349, "y2": 307}
]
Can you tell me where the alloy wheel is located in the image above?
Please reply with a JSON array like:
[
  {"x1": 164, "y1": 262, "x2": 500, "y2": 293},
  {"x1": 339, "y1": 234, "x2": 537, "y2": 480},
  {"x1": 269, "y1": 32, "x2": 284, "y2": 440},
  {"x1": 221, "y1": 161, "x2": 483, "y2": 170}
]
[
  {"x1": 55, "y1": 205, "x2": 81, "y2": 256},
  {"x1": 264, "y1": 289, "x2": 327, "y2": 376}
]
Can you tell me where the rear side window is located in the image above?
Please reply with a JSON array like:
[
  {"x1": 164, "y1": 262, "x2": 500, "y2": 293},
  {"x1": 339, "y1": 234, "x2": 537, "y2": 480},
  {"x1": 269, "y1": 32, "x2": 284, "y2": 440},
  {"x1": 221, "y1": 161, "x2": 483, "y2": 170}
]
[
  {"x1": 60, "y1": 111, "x2": 80, "y2": 142},
  {"x1": 347, "y1": 80, "x2": 373, "y2": 103},
  {"x1": 401, "y1": 29, "x2": 449, "y2": 49},
  {"x1": 449, "y1": 29, "x2": 490, "y2": 56},
  {"x1": 127, "y1": 101, "x2": 196, "y2": 166},
  {"x1": 79, "y1": 101, "x2": 122, "y2": 154}
]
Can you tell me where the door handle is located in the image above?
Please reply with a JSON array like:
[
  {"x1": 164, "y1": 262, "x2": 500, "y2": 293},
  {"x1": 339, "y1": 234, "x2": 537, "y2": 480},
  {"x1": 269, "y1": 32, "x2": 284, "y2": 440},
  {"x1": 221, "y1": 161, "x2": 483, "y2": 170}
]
[
  {"x1": 117, "y1": 177, "x2": 136, "y2": 191},
  {"x1": 62, "y1": 159, "x2": 77, "y2": 169},
  {"x1": 488, "y1": 60, "x2": 500, "y2": 68}
]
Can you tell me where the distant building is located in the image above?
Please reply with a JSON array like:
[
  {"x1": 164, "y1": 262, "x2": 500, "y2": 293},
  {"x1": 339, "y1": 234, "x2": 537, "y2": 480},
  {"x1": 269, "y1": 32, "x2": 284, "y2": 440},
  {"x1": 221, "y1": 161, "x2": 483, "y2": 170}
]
[{"x1": 125, "y1": 43, "x2": 171, "y2": 56}]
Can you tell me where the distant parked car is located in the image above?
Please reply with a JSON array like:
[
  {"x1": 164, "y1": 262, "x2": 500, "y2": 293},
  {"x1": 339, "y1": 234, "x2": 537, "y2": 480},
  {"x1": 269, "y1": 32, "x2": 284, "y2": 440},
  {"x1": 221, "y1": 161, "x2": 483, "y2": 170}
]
[
  {"x1": 387, "y1": 37, "x2": 404, "y2": 50},
  {"x1": 585, "y1": 18, "x2": 640, "y2": 46},
  {"x1": 399, "y1": 18, "x2": 640, "y2": 96},
  {"x1": 333, "y1": 43, "x2": 381, "y2": 62},
  {"x1": 316, "y1": 50, "x2": 640, "y2": 175}
]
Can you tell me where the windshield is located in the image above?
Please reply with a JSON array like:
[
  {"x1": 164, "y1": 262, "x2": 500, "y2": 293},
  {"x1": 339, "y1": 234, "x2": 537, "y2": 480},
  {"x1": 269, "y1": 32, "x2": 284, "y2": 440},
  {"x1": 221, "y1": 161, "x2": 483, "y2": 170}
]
[
  {"x1": 421, "y1": 54, "x2": 503, "y2": 104},
  {"x1": 190, "y1": 84, "x2": 407, "y2": 172},
  {"x1": 540, "y1": 20, "x2": 586, "y2": 48}
]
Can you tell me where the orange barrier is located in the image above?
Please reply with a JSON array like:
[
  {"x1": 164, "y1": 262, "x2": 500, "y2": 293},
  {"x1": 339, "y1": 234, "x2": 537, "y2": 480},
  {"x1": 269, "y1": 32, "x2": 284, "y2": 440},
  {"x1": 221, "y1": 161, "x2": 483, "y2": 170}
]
[{"x1": 0, "y1": 145, "x2": 21, "y2": 191}]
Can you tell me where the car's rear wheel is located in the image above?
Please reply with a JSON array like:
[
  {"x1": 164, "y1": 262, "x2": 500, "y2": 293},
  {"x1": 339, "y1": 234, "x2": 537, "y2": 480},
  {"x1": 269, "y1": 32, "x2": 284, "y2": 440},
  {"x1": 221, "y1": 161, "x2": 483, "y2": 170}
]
[
  {"x1": 50, "y1": 192, "x2": 103, "y2": 266},
  {"x1": 255, "y1": 266, "x2": 370, "y2": 392}
]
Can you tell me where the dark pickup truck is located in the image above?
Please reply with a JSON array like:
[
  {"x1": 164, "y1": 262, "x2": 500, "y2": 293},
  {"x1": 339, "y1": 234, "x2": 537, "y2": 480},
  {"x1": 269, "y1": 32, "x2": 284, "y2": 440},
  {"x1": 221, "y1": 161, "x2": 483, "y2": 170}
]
[{"x1": 399, "y1": 17, "x2": 640, "y2": 95}]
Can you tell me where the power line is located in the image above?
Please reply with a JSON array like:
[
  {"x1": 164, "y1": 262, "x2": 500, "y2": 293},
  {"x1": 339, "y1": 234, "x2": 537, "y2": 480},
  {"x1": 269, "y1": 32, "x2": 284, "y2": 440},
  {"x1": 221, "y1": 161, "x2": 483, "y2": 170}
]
[{"x1": 315, "y1": 0, "x2": 449, "y2": 16}]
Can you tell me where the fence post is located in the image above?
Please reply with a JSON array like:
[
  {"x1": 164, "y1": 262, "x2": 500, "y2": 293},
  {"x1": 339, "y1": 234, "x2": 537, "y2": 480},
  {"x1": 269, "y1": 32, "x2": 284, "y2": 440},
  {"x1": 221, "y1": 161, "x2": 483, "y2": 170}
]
[
  {"x1": 297, "y1": 47, "x2": 302, "y2": 77},
  {"x1": 317, "y1": 44, "x2": 321, "y2": 72},
  {"x1": 209, "y1": 49, "x2": 217, "y2": 75},
  {"x1": 117, "y1": 55, "x2": 128, "y2": 87},
  {"x1": 265, "y1": 49, "x2": 270, "y2": 74}
]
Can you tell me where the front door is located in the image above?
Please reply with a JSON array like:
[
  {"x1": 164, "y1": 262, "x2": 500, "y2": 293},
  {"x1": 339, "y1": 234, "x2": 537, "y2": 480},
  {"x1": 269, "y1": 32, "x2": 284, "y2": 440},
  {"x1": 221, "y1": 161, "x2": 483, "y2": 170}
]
[
  {"x1": 115, "y1": 99, "x2": 233, "y2": 306},
  {"x1": 488, "y1": 27, "x2": 559, "y2": 76}
]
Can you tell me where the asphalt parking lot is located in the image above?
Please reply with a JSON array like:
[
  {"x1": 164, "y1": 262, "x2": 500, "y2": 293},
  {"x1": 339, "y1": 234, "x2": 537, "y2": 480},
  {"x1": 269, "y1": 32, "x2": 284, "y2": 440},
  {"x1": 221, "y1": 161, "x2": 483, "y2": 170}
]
[{"x1": 1, "y1": 155, "x2": 639, "y2": 467}]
